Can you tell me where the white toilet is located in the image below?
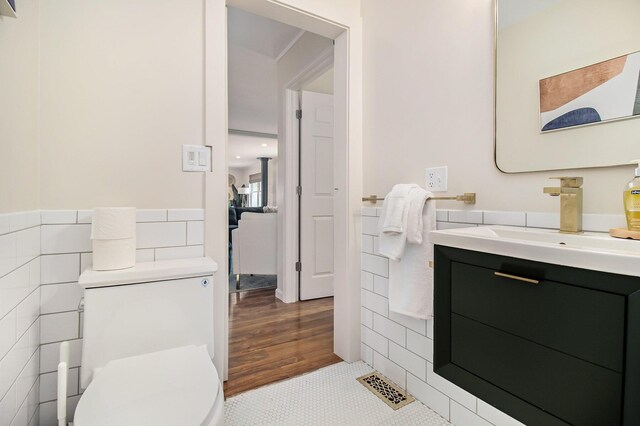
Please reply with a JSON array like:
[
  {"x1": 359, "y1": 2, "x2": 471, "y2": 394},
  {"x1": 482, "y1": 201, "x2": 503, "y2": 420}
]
[{"x1": 72, "y1": 257, "x2": 224, "y2": 426}]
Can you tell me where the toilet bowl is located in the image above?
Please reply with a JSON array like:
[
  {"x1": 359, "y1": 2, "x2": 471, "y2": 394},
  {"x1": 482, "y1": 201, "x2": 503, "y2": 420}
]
[
  {"x1": 74, "y1": 345, "x2": 223, "y2": 426},
  {"x1": 75, "y1": 258, "x2": 223, "y2": 425}
]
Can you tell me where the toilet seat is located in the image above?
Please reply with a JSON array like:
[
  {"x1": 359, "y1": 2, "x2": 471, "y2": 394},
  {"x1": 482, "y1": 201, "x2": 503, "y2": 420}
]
[{"x1": 74, "y1": 345, "x2": 223, "y2": 426}]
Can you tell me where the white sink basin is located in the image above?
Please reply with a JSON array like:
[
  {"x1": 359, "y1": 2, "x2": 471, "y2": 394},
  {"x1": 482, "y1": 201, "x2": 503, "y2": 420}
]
[{"x1": 429, "y1": 226, "x2": 640, "y2": 277}]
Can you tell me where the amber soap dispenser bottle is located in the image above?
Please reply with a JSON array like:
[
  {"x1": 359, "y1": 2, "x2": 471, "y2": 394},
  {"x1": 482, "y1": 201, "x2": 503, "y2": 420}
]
[{"x1": 624, "y1": 160, "x2": 640, "y2": 231}]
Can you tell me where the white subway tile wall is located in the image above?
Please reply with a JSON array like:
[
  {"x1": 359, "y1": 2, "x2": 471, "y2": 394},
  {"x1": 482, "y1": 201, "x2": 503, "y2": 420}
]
[
  {"x1": 477, "y1": 400, "x2": 526, "y2": 426},
  {"x1": 136, "y1": 222, "x2": 186, "y2": 249},
  {"x1": 451, "y1": 401, "x2": 493, "y2": 426},
  {"x1": 155, "y1": 245, "x2": 204, "y2": 261},
  {"x1": 0, "y1": 211, "x2": 41, "y2": 426},
  {"x1": 40, "y1": 312, "x2": 78, "y2": 345},
  {"x1": 186, "y1": 221, "x2": 205, "y2": 246},
  {"x1": 39, "y1": 368, "x2": 79, "y2": 402},
  {"x1": 406, "y1": 372, "x2": 450, "y2": 419},
  {"x1": 582, "y1": 214, "x2": 627, "y2": 233},
  {"x1": 41, "y1": 225, "x2": 92, "y2": 255},
  {"x1": 2, "y1": 209, "x2": 205, "y2": 426},
  {"x1": 37, "y1": 208, "x2": 205, "y2": 426},
  {"x1": 372, "y1": 314, "x2": 405, "y2": 346},
  {"x1": 525, "y1": 212, "x2": 559, "y2": 229},
  {"x1": 447, "y1": 210, "x2": 483, "y2": 224},
  {"x1": 359, "y1": 206, "x2": 624, "y2": 425},
  {"x1": 373, "y1": 350, "x2": 406, "y2": 389},
  {"x1": 167, "y1": 208, "x2": 205, "y2": 222},
  {"x1": 482, "y1": 211, "x2": 526, "y2": 227},
  {"x1": 40, "y1": 211, "x2": 76, "y2": 226},
  {"x1": 389, "y1": 341, "x2": 427, "y2": 381},
  {"x1": 38, "y1": 395, "x2": 79, "y2": 426}
]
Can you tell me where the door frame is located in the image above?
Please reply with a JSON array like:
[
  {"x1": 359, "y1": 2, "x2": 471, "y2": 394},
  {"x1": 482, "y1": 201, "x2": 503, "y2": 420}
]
[
  {"x1": 205, "y1": 0, "x2": 362, "y2": 381},
  {"x1": 280, "y1": 50, "x2": 333, "y2": 303}
]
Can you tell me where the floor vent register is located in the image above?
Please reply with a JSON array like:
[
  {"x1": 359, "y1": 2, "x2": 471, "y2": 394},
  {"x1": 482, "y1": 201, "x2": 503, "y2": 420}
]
[{"x1": 356, "y1": 372, "x2": 415, "y2": 410}]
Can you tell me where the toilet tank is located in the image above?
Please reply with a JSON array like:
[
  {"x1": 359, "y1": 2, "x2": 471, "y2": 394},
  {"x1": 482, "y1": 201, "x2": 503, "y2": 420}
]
[{"x1": 78, "y1": 257, "x2": 217, "y2": 389}]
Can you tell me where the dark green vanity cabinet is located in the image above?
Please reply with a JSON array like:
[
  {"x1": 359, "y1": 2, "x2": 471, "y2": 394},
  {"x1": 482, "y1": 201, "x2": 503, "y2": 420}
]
[{"x1": 433, "y1": 245, "x2": 640, "y2": 426}]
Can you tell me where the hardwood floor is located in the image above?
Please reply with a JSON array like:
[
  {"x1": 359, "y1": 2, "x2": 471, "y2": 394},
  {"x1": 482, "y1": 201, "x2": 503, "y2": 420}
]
[{"x1": 224, "y1": 288, "x2": 342, "y2": 397}]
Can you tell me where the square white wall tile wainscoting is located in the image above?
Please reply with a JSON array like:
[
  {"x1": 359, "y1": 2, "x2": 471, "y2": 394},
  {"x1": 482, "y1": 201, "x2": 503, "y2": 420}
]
[
  {"x1": 0, "y1": 209, "x2": 205, "y2": 426},
  {"x1": 361, "y1": 206, "x2": 626, "y2": 426}
]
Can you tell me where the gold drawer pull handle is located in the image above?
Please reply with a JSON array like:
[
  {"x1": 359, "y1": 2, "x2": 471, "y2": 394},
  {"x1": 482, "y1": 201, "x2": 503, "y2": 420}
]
[{"x1": 494, "y1": 272, "x2": 540, "y2": 285}]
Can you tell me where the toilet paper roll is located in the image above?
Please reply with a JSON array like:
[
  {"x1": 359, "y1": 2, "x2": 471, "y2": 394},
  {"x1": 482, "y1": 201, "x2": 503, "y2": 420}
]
[
  {"x1": 92, "y1": 238, "x2": 136, "y2": 271},
  {"x1": 91, "y1": 207, "x2": 136, "y2": 240}
]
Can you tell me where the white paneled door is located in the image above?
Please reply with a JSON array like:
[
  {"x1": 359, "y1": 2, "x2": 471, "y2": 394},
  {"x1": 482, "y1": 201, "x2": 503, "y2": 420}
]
[{"x1": 300, "y1": 90, "x2": 334, "y2": 300}]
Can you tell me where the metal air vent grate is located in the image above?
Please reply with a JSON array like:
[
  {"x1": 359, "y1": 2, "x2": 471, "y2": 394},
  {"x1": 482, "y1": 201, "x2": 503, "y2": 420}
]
[{"x1": 356, "y1": 371, "x2": 415, "y2": 410}]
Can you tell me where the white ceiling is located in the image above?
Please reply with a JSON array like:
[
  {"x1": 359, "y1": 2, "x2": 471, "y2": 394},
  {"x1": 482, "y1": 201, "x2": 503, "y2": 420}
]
[
  {"x1": 227, "y1": 7, "x2": 303, "y2": 135},
  {"x1": 228, "y1": 7, "x2": 303, "y2": 60},
  {"x1": 228, "y1": 133, "x2": 278, "y2": 169}
]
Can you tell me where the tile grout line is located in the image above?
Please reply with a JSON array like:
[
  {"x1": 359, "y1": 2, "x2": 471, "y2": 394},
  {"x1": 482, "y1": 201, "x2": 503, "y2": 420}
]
[
  {"x1": 0, "y1": 284, "x2": 41, "y2": 325},
  {"x1": 0, "y1": 326, "x2": 40, "y2": 402},
  {"x1": 0, "y1": 254, "x2": 40, "y2": 282},
  {"x1": 39, "y1": 367, "x2": 82, "y2": 404},
  {"x1": 39, "y1": 309, "x2": 79, "y2": 317},
  {"x1": 0, "y1": 223, "x2": 41, "y2": 238},
  {"x1": 9, "y1": 362, "x2": 41, "y2": 426}
]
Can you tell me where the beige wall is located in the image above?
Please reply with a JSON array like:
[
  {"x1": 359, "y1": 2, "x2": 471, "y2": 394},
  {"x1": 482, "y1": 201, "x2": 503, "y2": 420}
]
[
  {"x1": 38, "y1": 0, "x2": 205, "y2": 209},
  {"x1": 362, "y1": 0, "x2": 632, "y2": 214},
  {"x1": 0, "y1": 0, "x2": 40, "y2": 213}
]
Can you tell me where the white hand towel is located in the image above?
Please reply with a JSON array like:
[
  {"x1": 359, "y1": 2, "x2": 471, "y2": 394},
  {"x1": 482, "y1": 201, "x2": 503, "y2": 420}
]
[
  {"x1": 406, "y1": 188, "x2": 432, "y2": 244},
  {"x1": 377, "y1": 198, "x2": 410, "y2": 261},
  {"x1": 379, "y1": 184, "x2": 417, "y2": 234},
  {"x1": 378, "y1": 184, "x2": 418, "y2": 261},
  {"x1": 388, "y1": 195, "x2": 436, "y2": 319}
]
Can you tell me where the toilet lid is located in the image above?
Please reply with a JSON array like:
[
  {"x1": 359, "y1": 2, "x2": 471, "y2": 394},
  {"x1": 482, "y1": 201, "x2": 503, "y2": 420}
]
[{"x1": 74, "y1": 345, "x2": 221, "y2": 426}]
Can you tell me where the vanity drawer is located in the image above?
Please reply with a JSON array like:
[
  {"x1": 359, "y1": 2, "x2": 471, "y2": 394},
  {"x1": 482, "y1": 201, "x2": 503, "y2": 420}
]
[
  {"x1": 451, "y1": 314, "x2": 622, "y2": 426},
  {"x1": 451, "y1": 261, "x2": 625, "y2": 372}
]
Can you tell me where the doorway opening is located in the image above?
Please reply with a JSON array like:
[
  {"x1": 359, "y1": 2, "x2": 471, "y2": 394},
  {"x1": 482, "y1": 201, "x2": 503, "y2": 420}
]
[{"x1": 224, "y1": 6, "x2": 341, "y2": 396}]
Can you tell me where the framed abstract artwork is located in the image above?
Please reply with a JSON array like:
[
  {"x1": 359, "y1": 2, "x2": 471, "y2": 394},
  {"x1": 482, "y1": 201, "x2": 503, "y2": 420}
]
[{"x1": 540, "y1": 51, "x2": 640, "y2": 132}]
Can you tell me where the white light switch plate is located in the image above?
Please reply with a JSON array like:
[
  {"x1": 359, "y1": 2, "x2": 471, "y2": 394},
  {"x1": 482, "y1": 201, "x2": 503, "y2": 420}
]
[
  {"x1": 426, "y1": 166, "x2": 448, "y2": 192},
  {"x1": 183, "y1": 145, "x2": 211, "y2": 172}
]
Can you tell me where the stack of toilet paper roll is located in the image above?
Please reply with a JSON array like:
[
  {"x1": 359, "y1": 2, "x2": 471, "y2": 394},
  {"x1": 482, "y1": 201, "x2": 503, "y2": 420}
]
[{"x1": 91, "y1": 207, "x2": 136, "y2": 270}]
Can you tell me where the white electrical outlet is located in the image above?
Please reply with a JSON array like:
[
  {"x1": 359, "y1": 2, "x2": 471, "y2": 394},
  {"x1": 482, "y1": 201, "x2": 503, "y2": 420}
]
[{"x1": 426, "y1": 166, "x2": 448, "y2": 192}]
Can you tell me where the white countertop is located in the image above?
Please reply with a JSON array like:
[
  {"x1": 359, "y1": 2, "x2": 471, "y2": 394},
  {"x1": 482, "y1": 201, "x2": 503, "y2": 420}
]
[{"x1": 429, "y1": 226, "x2": 640, "y2": 278}]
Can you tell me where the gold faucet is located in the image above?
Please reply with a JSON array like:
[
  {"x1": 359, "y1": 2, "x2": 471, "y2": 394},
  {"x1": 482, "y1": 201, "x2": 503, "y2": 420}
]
[{"x1": 543, "y1": 177, "x2": 583, "y2": 234}]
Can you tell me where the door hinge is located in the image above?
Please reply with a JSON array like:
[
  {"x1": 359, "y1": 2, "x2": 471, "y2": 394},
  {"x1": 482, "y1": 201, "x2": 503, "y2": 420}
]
[
  {"x1": 295, "y1": 262, "x2": 302, "y2": 272},
  {"x1": 296, "y1": 186, "x2": 302, "y2": 197},
  {"x1": 296, "y1": 109, "x2": 302, "y2": 119}
]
